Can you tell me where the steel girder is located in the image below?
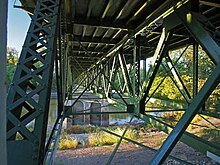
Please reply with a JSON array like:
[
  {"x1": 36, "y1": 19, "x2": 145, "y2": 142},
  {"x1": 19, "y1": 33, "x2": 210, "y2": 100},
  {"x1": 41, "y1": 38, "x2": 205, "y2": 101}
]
[
  {"x1": 67, "y1": 2, "x2": 220, "y2": 165},
  {"x1": 0, "y1": 0, "x2": 8, "y2": 164},
  {"x1": 7, "y1": 0, "x2": 220, "y2": 164},
  {"x1": 150, "y1": 4, "x2": 220, "y2": 164},
  {"x1": 6, "y1": 0, "x2": 61, "y2": 164}
]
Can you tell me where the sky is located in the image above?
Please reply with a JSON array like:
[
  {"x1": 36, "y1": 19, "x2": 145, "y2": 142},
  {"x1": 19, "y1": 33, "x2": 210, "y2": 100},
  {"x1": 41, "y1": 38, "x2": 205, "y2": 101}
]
[{"x1": 8, "y1": 0, "x2": 31, "y2": 53}]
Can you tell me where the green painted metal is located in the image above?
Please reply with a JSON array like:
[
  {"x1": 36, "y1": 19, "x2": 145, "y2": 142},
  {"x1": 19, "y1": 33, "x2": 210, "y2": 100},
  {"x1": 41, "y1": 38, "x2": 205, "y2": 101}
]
[
  {"x1": 7, "y1": 0, "x2": 220, "y2": 164},
  {"x1": 66, "y1": 109, "x2": 129, "y2": 117},
  {"x1": 150, "y1": 5, "x2": 220, "y2": 164},
  {"x1": 0, "y1": 0, "x2": 8, "y2": 164},
  {"x1": 134, "y1": 36, "x2": 141, "y2": 96},
  {"x1": 161, "y1": 62, "x2": 190, "y2": 103},
  {"x1": 106, "y1": 56, "x2": 116, "y2": 97},
  {"x1": 118, "y1": 51, "x2": 133, "y2": 96},
  {"x1": 44, "y1": 113, "x2": 65, "y2": 164},
  {"x1": 140, "y1": 28, "x2": 171, "y2": 114},
  {"x1": 102, "y1": 72, "x2": 129, "y2": 105},
  {"x1": 200, "y1": 111, "x2": 220, "y2": 119},
  {"x1": 71, "y1": 115, "x2": 192, "y2": 165},
  {"x1": 6, "y1": 0, "x2": 61, "y2": 164},
  {"x1": 95, "y1": 121, "x2": 193, "y2": 165},
  {"x1": 139, "y1": 114, "x2": 220, "y2": 161},
  {"x1": 106, "y1": 116, "x2": 134, "y2": 165},
  {"x1": 145, "y1": 45, "x2": 188, "y2": 105},
  {"x1": 193, "y1": 42, "x2": 199, "y2": 97},
  {"x1": 55, "y1": 30, "x2": 64, "y2": 117},
  {"x1": 150, "y1": 63, "x2": 220, "y2": 164},
  {"x1": 174, "y1": 5, "x2": 220, "y2": 64},
  {"x1": 164, "y1": 55, "x2": 191, "y2": 102}
]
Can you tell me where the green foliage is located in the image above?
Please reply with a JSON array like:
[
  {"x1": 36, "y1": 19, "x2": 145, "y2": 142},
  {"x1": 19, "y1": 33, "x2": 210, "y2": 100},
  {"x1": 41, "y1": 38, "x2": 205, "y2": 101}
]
[
  {"x1": 200, "y1": 129, "x2": 220, "y2": 145},
  {"x1": 6, "y1": 47, "x2": 18, "y2": 88},
  {"x1": 149, "y1": 76, "x2": 185, "y2": 103},
  {"x1": 65, "y1": 125, "x2": 99, "y2": 134},
  {"x1": 148, "y1": 45, "x2": 219, "y2": 111},
  {"x1": 6, "y1": 47, "x2": 57, "y2": 91}
]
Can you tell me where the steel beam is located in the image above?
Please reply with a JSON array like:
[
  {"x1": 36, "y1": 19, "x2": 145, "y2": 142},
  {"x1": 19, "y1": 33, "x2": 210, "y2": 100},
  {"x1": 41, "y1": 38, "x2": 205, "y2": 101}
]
[
  {"x1": 164, "y1": 55, "x2": 191, "y2": 103},
  {"x1": 150, "y1": 62, "x2": 220, "y2": 163},
  {"x1": 150, "y1": 5, "x2": 220, "y2": 164},
  {"x1": 135, "y1": 35, "x2": 141, "y2": 96},
  {"x1": 118, "y1": 50, "x2": 133, "y2": 96},
  {"x1": 193, "y1": 42, "x2": 199, "y2": 97},
  {"x1": 87, "y1": 0, "x2": 189, "y2": 72},
  {"x1": 55, "y1": 32, "x2": 64, "y2": 117},
  {"x1": 73, "y1": 47, "x2": 108, "y2": 53},
  {"x1": 106, "y1": 57, "x2": 115, "y2": 96},
  {"x1": 139, "y1": 114, "x2": 220, "y2": 162},
  {"x1": 0, "y1": 0, "x2": 8, "y2": 164},
  {"x1": 74, "y1": 17, "x2": 129, "y2": 30},
  {"x1": 6, "y1": 0, "x2": 61, "y2": 164},
  {"x1": 174, "y1": 6, "x2": 220, "y2": 64},
  {"x1": 140, "y1": 28, "x2": 171, "y2": 110},
  {"x1": 200, "y1": 0, "x2": 220, "y2": 8},
  {"x1": 73, "y1": 35, "x2": 117, "y2": 45},
  {"x1": 106, "y1": 116, "x2": 134, "y2": 165}
]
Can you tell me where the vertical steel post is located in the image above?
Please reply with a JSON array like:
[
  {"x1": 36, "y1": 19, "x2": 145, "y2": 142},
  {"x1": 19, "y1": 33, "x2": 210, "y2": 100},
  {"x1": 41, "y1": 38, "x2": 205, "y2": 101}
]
[
  {"x1": 150, "y1": 63, "x2": 220, "y2": 164},
  {"x1": 136, "y1": 35, "x2": 141, "y2": 96},
  {"x1": 140, "y1": 28, "x2": 171, "y2": 114},
  {"x1": 118, "y1": 50, "x2": 133, "y2": 96},
  {"x1": 193, "y1": 42, "x2": 198, "y2": 97},
  {"x1": 6, "y1": 0, "x2": 61, "y2": 164},
  {"x1": 107, "y1": 56, "x2": 116, "y2": 97},
  {"x1": 0, "y1": 0, "x2": 8, "y2": 164},
  {"x1": 133, "y1": 38, "x2": 137, "y2": 96},
  {"x1": 143, "y1": 58, "x2": 146, "y2": 85},
  {"x1": 151, "y1": 6, "x2": 220, "y2": 164}
]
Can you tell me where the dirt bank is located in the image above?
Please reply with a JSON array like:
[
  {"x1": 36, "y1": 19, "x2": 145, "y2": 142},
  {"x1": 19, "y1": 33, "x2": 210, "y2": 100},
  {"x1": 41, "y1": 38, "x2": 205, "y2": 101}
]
[{"x1": 54, "y1": 132, "x2": 218, "y2": 165}]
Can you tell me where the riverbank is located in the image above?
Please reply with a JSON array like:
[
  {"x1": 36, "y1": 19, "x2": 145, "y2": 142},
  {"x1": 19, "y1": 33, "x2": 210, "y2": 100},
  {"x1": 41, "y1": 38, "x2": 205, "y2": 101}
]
[{"x1": 54, "y1": 131, "x2": 217, "y2": 165}]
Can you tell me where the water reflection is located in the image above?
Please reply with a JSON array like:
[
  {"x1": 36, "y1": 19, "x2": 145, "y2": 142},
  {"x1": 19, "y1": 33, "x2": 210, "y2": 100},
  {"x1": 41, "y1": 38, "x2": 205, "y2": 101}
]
[{"x1": 47, "y1": 99, "x2": 132, "y2": 128}]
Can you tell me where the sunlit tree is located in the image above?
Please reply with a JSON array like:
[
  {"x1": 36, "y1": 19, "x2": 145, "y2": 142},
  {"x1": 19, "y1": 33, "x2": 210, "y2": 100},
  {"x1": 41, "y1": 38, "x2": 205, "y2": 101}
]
[{"x1": 6, "y1": 47, "x2": 19, "y2": 89}]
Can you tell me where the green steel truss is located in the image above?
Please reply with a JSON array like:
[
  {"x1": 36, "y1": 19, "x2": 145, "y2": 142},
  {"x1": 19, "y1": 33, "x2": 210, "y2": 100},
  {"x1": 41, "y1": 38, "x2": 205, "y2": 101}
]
[
  {"x1": 7, "y1": 0, "x2": 220, "y2": 164},
  {"x1": 6, "y1": 0, "x2": 61, "y2": 164}
]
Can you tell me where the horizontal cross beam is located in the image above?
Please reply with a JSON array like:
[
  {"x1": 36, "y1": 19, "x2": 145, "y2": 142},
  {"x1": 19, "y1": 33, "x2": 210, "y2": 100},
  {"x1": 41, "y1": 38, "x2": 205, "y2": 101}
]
[
  {"x1": 73, "y1": 35, "x2": 118, "y2": 45},
  {"x1": 74, "y1": 17, "x2": 132, "y2": 30}
]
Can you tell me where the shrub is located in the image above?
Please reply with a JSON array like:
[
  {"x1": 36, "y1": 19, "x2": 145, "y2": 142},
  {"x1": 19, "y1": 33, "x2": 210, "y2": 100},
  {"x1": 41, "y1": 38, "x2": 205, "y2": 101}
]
[
  {"x1": 162, "y1": 112, "x2": 203, "y2": 127},
  {"x1": 58, "y1": 137, "x2": 78, "y2": 150},
  {"x1": 200, "y1": 129, "x2": 220, "y2": 145},
  {"x1": 65, "y1": 125, "x2": 98, "y2": 134}
]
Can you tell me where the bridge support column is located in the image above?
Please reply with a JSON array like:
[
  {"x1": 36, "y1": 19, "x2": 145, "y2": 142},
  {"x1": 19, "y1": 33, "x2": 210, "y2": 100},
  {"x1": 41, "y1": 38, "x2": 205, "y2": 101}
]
[
  {"x1": 0, "y1": 0, "x2": 8, "y2": 164},
  {"x1": 6, "y1": 0, "x2": 61, "y2": 164}
]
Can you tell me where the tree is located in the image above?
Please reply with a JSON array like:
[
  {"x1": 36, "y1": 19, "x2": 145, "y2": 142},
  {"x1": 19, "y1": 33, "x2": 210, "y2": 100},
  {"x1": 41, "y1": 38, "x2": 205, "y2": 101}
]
[{"x1": 6, "y1": 47, "x2": 18, "y2": 89}]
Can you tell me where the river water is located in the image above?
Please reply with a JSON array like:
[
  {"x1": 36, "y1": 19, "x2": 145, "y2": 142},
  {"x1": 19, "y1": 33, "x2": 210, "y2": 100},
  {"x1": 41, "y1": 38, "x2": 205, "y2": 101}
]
[{"x1": 47, "y1": 99, "x2": 132, "y2": 128}]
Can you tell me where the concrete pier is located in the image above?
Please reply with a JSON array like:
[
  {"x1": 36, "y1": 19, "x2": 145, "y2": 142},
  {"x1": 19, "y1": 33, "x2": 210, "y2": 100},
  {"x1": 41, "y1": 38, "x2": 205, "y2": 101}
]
[{"x1": 64, "y1": 90, "x2": 109, "y2": 127}]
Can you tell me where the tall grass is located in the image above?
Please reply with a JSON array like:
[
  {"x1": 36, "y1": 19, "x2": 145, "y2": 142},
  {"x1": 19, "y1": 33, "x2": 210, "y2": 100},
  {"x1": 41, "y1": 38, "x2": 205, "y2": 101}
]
[
  {"x1": 88, "y1": 128, "x2": 138, "y2": 146},
  {"x1": 59, "y1": 137, "x2": 78, "y2": 150}
]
